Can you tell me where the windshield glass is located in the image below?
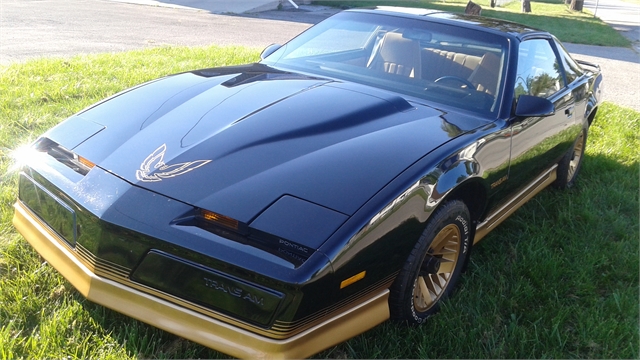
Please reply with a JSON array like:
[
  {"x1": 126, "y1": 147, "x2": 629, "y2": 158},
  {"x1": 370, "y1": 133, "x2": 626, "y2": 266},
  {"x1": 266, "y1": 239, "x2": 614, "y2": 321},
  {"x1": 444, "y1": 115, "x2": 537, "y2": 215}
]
[{"x1": 262, "y1": 11, "x2": 509, "y2": 117}]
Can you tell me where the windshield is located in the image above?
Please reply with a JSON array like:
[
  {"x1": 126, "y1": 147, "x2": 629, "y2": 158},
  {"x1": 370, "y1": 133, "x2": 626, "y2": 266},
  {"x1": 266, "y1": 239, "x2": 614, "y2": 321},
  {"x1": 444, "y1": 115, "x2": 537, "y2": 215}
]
[{"x1": 262, "y1": 11, "x2": 509, "y2": 117}]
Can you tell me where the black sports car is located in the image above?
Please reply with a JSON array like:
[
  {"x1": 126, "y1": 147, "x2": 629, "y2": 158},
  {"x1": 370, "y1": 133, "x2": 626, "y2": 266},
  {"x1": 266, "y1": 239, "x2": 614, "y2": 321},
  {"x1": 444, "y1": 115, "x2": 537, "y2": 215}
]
[{"x1": 13, "y1": 6, "x2": 602, "y2": 359}]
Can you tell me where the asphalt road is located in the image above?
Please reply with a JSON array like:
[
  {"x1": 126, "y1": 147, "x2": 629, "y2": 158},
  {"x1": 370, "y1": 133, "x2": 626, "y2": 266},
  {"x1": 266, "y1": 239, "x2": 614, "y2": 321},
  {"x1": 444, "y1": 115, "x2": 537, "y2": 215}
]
[
  {"x1": 1, "y1": 0, "x2": 638, "y2": 110},
  {"x1": 0, "y1": 0, "x2": 321, "y2": 64},
  {"x1": 564, "y1": 43, "x2": 639, "y2": 112}
]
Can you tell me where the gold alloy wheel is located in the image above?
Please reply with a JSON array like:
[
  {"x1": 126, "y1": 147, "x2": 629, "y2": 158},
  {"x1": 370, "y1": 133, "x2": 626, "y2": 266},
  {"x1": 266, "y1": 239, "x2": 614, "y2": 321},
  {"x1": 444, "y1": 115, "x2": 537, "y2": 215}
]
[
  {"x1": 567, "y1": 131, "x2": 585, "y2": 181},
  {"x1": 413, "y1": 223, "x2": 461, "y2": 312}
]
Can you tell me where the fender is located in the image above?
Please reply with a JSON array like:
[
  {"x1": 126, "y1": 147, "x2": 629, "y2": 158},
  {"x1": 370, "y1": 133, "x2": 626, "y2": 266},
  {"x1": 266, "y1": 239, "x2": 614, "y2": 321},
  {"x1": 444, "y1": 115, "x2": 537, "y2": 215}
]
[
  {"x1": 580, "y1": 61, "x2": 603, "y2": 126},
  {"x1": 585, "y1": 73, "x2": 603, "y2": 126},
  {"x1": 319, "y1": 126, "x2": 505, "y2": 303}
]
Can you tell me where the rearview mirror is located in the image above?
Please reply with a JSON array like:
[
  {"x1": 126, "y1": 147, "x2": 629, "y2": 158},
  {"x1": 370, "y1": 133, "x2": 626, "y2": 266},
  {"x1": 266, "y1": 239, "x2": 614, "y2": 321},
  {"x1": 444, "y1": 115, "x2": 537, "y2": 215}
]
[
  {"x1": 514, "y1": 95, "x2": 555, "y2": 117},
  {"x1": 260, "y1": 44, "x2": 282, "y2": 60}
]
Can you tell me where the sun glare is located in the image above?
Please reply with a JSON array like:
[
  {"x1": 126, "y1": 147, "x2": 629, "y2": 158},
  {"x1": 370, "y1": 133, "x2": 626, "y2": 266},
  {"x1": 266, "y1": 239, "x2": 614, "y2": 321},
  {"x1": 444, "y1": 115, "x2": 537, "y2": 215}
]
[{"x1": 7, "y1": 144, "x2": 37, "y2": 174}]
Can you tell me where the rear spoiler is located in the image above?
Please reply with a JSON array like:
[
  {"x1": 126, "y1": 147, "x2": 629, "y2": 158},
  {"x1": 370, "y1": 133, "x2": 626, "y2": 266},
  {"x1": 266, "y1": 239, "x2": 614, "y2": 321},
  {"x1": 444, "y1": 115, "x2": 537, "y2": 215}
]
[{"x1": 576, "y1": 59, "x2": 601, "y2": 73}]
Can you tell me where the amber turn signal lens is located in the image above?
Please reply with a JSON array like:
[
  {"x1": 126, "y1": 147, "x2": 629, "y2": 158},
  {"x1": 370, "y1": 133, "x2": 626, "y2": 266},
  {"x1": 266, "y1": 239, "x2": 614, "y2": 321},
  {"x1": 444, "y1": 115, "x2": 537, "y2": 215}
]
[
  {"x1": 200, "y1": 209, "x2": 239, "y2": 230},
  {"x1": 77, "y1": 156, "x2": 95, "y2": 169},
  {"x1": 340, "y1": 271, "x2": 366, "y2": 289}
]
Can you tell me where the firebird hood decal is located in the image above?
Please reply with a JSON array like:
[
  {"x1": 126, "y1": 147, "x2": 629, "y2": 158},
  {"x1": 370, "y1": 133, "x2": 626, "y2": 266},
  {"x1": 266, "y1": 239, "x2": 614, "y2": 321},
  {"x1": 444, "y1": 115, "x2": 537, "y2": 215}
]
[{"x1": 135, "y1": 144, "x2": 211, "y2": 182}]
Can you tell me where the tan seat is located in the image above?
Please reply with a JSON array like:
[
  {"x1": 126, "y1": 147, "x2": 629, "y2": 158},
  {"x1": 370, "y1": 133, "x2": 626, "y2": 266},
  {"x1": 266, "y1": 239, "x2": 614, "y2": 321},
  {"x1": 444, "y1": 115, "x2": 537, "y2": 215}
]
[
  {"x1": 368, "y1": 32, "x2": 421, "y2": 78},
  {"x1": 468, "y1": 52, "x2": 501, "y2": 95},
  {"x1": 421, "y1": 49, "x2": 482, "y2": 82}
]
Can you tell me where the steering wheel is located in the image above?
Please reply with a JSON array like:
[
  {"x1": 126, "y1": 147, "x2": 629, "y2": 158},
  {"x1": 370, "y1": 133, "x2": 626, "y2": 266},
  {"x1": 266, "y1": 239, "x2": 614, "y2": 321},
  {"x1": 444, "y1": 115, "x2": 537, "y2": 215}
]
[{"x1": 434, "y1": 76, "x2": 476, "y2": 92}]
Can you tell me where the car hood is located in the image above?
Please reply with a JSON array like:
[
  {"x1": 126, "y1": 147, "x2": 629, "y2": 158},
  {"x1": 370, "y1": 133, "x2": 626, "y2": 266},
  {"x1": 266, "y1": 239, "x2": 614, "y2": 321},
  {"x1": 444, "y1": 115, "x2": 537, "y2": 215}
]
[{"x1": 45, "y1": 64, "x2": 484, "y2": 224}]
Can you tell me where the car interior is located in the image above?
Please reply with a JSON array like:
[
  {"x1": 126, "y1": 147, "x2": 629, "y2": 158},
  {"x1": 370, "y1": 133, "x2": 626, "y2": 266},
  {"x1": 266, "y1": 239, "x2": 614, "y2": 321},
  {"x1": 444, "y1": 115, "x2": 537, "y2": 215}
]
[
  {"x1": 272, "y1": 26, "x2": 506, "y2": 115},
  {"x1": 367, "y1": 30, "x2": 502, "y2": 96}
]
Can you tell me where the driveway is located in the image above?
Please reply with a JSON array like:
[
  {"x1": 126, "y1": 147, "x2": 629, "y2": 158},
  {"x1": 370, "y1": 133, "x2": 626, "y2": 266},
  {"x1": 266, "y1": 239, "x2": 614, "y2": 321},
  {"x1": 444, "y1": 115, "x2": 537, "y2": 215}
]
[
  {"x1": 0, "y1": 0, "x2": 638, "y2": 111},
  {"x1": 564, "y1": 43, "x2": 639, "y2": 112},
  {"x1": 0, "y1": 0, "x2": 319, "y2": 64}
]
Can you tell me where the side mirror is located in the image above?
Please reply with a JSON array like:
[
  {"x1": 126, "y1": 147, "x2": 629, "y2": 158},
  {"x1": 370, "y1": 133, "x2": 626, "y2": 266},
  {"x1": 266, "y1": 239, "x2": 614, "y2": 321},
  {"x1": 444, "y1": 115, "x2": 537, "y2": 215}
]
[
  {"x1": 260, "y1": 44, "x2": 282, "y2": 60},
  {"x1": 514, "y1": 95, "x2": 555, "y2": 117}
]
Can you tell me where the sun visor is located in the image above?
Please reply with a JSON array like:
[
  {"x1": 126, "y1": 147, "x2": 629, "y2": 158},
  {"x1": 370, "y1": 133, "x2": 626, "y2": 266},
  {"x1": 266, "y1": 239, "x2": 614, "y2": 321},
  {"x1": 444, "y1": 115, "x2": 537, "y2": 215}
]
[{"x1": 250, "y1": 196, "x2": 348, "y2": 249}]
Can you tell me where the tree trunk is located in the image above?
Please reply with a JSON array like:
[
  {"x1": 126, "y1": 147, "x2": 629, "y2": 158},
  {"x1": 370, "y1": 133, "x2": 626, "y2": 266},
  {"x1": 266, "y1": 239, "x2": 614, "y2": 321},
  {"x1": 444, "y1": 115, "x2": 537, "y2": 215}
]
[
  {"x1": 521, "y1": 0, "x2": 531, "y2": 13},
  {"x1": 570, "y1": 0, "x2": 584, "y2": 11},
  {"x1": 465, "y1": 1, "x2": 482, "y2": 15},
  {"x1": 490, "y1": 0, "x2": 496, "y2": 8}
]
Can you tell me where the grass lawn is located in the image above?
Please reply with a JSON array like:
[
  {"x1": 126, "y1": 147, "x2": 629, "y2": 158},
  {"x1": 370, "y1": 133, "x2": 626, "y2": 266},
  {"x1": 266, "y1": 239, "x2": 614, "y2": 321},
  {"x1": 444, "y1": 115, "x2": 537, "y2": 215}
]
[
  {"x1": 1, "y1": 46, "x2": 638, "y2": 358},
  {"x1": 313, "y1": 0, "x2": 631, "y2": 47}
]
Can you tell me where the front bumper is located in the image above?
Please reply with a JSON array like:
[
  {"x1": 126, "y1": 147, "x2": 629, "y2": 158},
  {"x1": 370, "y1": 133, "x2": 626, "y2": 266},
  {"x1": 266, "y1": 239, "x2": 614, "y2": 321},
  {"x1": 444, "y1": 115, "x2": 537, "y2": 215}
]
[{"x1": 13, "y1": 200, "x2": 390, "y2": 358}]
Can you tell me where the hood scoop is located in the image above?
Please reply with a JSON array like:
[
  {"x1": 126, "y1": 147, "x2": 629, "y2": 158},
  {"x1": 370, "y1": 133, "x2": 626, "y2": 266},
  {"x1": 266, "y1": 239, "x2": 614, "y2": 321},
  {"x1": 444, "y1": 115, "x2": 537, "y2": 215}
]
[{"x1": 180, "y1": 77, "x2": 328, "y2": 148}]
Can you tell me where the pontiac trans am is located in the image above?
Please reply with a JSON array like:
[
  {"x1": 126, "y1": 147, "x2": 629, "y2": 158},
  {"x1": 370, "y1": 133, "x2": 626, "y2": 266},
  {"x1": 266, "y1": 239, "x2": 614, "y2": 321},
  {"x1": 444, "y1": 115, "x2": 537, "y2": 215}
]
[{"x1": 13, "y1": 7, "x2": 602, "y2": 359}]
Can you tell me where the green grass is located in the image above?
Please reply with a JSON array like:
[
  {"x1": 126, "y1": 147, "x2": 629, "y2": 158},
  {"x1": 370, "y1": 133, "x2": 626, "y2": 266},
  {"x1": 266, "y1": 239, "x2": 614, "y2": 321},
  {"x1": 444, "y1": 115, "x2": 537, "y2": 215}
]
[
  {"x1": 314, "y1": 0, "x2": 631, "y2": 47},
  {"x1": 1, "y1": 47, "x2": 638, "y2": 358}
]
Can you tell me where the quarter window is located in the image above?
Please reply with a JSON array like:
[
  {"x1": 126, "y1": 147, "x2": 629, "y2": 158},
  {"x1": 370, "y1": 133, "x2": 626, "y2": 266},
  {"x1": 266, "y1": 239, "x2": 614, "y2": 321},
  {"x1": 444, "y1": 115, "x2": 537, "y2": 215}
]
[
  {"x1": 515, "y1": 39, "x2": 565, "y2": 98},
  {"x1": 554, "y1": 39, "x2": 583, "y2": 84}
]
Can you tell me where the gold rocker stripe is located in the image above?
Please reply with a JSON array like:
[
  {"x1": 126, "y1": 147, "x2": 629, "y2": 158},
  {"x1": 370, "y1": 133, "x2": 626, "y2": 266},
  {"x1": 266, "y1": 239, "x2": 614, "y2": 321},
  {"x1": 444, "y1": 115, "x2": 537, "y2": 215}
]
[
  {"x1": 474, "y1": 165, "x2": 557, "y2": 244},
  {"x1": 13, "y1": 201, "x2": 390, "y2": 359},
  {"x1": 272, "y1": 271, "x2": 396, "y2": 333}
]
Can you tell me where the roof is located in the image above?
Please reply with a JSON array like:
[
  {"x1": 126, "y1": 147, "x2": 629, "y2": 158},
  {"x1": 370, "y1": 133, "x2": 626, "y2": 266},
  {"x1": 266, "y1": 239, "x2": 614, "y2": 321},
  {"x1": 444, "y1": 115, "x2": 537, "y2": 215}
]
[{"x1": 348, "y1": 6, "x2": 543, "y2": 37}]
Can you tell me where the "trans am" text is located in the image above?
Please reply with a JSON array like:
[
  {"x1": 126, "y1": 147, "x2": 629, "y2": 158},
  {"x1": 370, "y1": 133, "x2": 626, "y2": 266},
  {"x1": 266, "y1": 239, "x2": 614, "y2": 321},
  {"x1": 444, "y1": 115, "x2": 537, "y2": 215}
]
[{"x1": 203, "y1": 277, "x2": 264, "y2": 307}]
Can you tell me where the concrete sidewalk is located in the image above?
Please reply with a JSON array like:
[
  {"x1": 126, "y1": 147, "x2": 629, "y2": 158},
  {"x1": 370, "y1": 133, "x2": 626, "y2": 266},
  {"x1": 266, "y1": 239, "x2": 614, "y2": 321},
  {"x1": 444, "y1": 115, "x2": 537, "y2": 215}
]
[
  {"x1": 583, "y1": 0, "x2": 640, "y2": 52},
  {"x1": 579, "y1": 0, "x2": 640, "y2": 110}
]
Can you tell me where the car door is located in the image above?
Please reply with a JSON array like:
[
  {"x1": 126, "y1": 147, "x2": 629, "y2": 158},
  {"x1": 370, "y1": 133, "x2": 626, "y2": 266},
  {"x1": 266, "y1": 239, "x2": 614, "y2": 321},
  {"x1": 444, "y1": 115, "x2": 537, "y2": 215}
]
[
  {"x1": 553, "y1": 38, "x2": 591, "y2": 128},
  {"x1": 505, "y1": 37, "x2": 581, "y2": 191}
]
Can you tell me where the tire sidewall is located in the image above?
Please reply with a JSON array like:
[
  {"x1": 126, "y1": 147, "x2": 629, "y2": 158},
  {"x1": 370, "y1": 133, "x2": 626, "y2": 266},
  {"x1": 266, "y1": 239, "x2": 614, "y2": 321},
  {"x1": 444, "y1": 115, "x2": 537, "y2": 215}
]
[
  {"x1": 555, "y1": 126, "x2": 588, "y2": 189},
  {"x1": 567, "y1": 127, "x2": 588, "y2": 187},
  {"x1": 394, "y1": 201, "x2": 471, "y2": 324}
]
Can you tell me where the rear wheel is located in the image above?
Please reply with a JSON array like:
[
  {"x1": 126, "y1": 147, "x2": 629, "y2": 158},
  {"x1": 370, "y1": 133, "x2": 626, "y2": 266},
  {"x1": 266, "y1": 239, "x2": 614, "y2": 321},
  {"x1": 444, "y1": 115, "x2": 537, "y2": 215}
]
[
  {"x1": 554, "y1": 127, "x2": 587, "y2": 189},
  {"x1": 390, "y1": 200, "x2": 471, "y2": 324}
]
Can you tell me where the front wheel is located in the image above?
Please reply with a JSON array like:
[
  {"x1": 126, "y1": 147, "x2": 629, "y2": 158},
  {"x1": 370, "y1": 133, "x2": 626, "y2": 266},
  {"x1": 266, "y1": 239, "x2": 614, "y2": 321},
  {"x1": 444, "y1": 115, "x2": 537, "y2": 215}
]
[
  {"x1": 554, "y1": 127, "x2": 587, "y2": 189},
  {"x1": 389, "y1": 200, "x2": 471, "y2": 324}
]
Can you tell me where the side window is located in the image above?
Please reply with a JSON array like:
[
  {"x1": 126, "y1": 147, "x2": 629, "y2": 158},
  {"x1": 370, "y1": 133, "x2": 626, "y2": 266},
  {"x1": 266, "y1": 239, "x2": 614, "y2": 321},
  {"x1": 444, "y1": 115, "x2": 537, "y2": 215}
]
[
  {"x1": 514, "y1": 39, "x2": 565, "y2": 99},
  {"x1": 554, "y1": 39, "x2": 583, "y2": 84}
]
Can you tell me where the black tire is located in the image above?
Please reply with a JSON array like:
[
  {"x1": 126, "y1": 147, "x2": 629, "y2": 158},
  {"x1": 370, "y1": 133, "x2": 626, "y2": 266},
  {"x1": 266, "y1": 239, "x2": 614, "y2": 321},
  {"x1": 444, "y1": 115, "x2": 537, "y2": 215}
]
[
  {"x1": 554, "y1": 127, "x2": 587, "y2": 189},
  {"x1": 389, "y1": 200, "x2": 471, "y2": 324}
]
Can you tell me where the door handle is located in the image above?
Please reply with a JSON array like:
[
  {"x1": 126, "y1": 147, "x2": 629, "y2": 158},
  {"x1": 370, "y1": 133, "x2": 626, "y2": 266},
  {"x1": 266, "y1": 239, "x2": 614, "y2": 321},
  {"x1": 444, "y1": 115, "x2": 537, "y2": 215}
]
[{"x1": 564, "y1": 106, "x2": 574, "y2": 118}]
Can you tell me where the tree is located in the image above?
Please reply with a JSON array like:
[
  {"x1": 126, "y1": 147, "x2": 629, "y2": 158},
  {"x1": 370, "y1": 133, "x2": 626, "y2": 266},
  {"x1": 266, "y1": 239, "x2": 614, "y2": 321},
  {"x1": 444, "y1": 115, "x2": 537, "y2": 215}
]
[
  {"x1": 570, "y1": 0, "x2": 584, "y2": 11},
  {"x1": 465, "y1": 1, "x2": 482, "y2": 15},
  {"x1": 521, "y1": 0, "x2": 531, "y2": 12}
]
